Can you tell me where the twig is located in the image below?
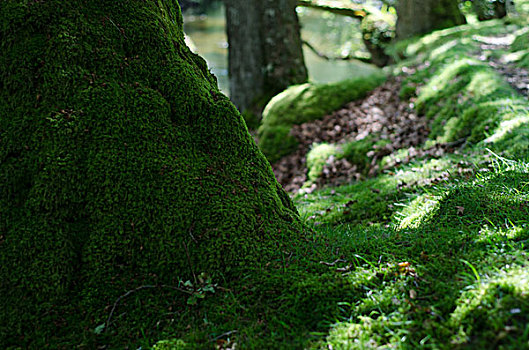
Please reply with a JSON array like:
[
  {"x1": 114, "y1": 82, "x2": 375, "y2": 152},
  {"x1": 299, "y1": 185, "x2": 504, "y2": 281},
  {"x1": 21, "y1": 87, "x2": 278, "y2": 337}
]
[
  {"x1": 106, "y1": 17, "x2": 127, "y2": 39},
  {"x1": 211, "y1": 330, "x2": 238, "y2": 342},
  {"x1": 188, "y1": 223, "x2": 198, "y2": 243},
  {"x1": 183, "y1": 240, "x2": 198, "y2": 285},
  {"x1": 319, "y1": 258, "x2": 347, "y2": 266},
  {"x1": 105, "y1": 284, "x2": 192, "y2": 333},
  {"x1": 336, "y1": 264, "x2": 352, "y2": 272},
  {"x1": 303, "y1": 40, "x2": 371, "y2": 63},
  {"x1": 297, "y1": 0, "x2": 368, "y2": 19}
]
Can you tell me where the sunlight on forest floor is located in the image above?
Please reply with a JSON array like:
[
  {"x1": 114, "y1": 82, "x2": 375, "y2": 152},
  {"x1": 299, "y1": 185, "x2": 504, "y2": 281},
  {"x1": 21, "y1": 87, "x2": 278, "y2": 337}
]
[
  {"x1": 151, "y1": 10, "x2": 529, "y2": 349},
  {"x1": 290, "y1": 15, "x2": 529, "y2": 349}
]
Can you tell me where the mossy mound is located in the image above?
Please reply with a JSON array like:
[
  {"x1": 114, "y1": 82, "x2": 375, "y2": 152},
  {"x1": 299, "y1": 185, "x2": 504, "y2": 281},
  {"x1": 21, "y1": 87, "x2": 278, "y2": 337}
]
[
  {"x1": 257, "y1": 73, "x2": 386, "y2": 163},
  {"x1": 427, "y1": 171, "x2": 529, "y2": 230},
  {"x1": 390, "y1": 20, "x2": 529, "y2": 161},
  {"x1": 511, "y1": 29, "x2": 529, "y2": 69},
  {"x1": 0, "y1": 0, "x2": 317, "y2": 347},
  {"x1": 416, "y1": 58, "x2": 524, "y2": 144},
  {"x1": 517, "y1": 52, "x2": 529, "y2": 68},
  {"x1": 511, "y1": 29, "x2": 529, "y2": 52},
  {"x1": 306, "y1": 143, "x2": 340, "y2": 184},
  {"x1": 390, "y1": 20, "x2": 504, "y2": 61},
  {"x1": 449, "y1": 267, "x2": 529, "y2": 348},
  {"x1": 304, "y1": 136, "x2": 383, "y2": 187}
]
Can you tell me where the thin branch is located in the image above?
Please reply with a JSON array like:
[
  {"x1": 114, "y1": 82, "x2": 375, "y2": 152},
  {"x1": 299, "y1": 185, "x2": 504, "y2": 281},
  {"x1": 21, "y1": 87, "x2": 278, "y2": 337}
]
[
  {"x1": 183, "y1": 240, "x2": 198, "y2": 285},
  {"x1": 297, "y1": 0, "x2": 369, "y2": 19},
  {"x1": 319, "y1": 258, "x2": 348, "y2": 266},
  {"x1": 105, "y1": 284, "x2": 192, "y2": 333},
  {"x1": 303, "y1": 40, "x2": 372, "y2": 63},
  {"x1": 211, "y1": 330, "x2": 238, "y2": 342}
]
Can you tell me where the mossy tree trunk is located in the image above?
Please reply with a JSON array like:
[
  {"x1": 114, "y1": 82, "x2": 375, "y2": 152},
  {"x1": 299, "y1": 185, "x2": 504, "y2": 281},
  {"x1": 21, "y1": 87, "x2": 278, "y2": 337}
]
[
  {"x1": 0, "y1": 0, "x2": 313, "y2": 346},
  {"x1": 224, "y1": 0, "x2": 308, "y2": 116},
  {"x1": 473, "y1": 0, "x2": 507, "y2": 21},
  {"x1": 395, "y1": 0, "x2": 466, "y2": 39}
]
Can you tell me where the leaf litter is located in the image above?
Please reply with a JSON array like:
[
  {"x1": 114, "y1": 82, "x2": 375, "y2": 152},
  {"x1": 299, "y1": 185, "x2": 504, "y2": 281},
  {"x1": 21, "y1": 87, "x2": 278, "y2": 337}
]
[{"x1": 272, "y1": 77, "x2": 440, "y2": 192}]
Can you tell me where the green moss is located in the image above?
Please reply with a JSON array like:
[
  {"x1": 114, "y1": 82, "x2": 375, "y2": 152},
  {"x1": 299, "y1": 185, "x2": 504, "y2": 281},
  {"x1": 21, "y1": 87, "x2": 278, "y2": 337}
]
[
  {"x1": 342, "y1": 136, "x2": 386, "y2": 171},
  {"x1": 152, "y1": 338, "x2": 188, "y2": 349},
  {"x1": 518, "y1": 52, "x2": 529, "y2": 68},
  {"x1": 389, "y1": 17, "x2": 529, "y2": 163},
  {"x1": 511, "y1": 29, "x2": 529, "y2": 52},
  {"x1": 449, "y1": 267, "x2": 529, "y2": 348},
  {"x1": 389, "y1": 20, "x2": 503, "y2": 61},
  {"x1": 306, "y1": 158, "x2": 529, "y2": 349},
  {"x1": 257, "y1": 72, "x2": 386, "y2": 163},
  {"x1": 414, "y1": 55, "x2": 526, "y2": 149},
  {"x1": 297, "y1": 19, "x2": 529, "y2": 348},
  {"x1": 0, "y1": 0, "x2": 321, "y2": 347},
  {"x1": 257, "y1": 125, "x2": 299, "y2": 163},
  {"x1": 486, "y1": 119, "x2": 529, "y2": 160},
  {"x1": 509, "y1": 29, "x2": 529, "y2": 69},
  {"x1": 399, "y1": 82, "x2": 417, "y2": 99},
  {"x1": 301, "y1": 136, "x2": 387, "y2": 190},
  {"x1": 426, "y1": 171, "x2": 529, "y2": 230},
  {"x1": 306, "y1": 143, "x2": 339, "y2": 183}
]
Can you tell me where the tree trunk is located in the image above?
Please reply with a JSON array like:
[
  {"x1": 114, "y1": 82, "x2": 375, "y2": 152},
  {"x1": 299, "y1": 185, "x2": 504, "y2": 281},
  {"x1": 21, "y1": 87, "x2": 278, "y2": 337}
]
[
  {"x1": 396, "y1": 0, "x2": 467, "y2": 39},
  {"x1": 474, "y1": 0, "x2": 507, "y2": 21},
  {"x1": 224, "y1": 0, "x2": 308, "y2": 114},
  {"x1": 0, "y1": 0, "x2": 310, "y2": 345}
]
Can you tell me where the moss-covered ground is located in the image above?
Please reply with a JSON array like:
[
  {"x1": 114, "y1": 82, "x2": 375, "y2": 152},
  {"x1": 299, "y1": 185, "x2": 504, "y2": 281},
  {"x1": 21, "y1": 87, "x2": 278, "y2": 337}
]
[{"x1": 149, "y1": 10, "x2": 529, "y2": 350}]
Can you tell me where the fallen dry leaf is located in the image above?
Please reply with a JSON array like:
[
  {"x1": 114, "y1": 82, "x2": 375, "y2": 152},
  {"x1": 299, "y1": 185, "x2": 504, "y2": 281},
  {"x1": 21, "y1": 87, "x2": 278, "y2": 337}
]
[{"x1": 409, "y1": 289, "x2": 417, "y2": 299}]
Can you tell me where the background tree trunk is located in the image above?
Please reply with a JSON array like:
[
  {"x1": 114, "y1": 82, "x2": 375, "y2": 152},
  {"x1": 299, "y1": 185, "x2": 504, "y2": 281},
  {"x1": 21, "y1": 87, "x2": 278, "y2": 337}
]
[
  {"x1": 473, "y1": 0, "x2": 507, "y2": 21},
  {"x1": 396, "y1": 0, "x2": 467, "y2": 39},
  {"x1": 224, "y1": 0, "x2": 308, "y2": 115}
]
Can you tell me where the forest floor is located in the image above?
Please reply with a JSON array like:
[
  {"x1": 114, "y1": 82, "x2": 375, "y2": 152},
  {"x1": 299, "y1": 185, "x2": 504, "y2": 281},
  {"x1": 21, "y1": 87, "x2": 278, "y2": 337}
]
[
  {"x1": 150, "y1": 12, "x2": 529, "y2": 350},
  {"x1": 285, "y1": 15, "x2": 529, "y2": 350},
  {"x1": 274, "y1": 34, "x2": 529, "y2": 194}
]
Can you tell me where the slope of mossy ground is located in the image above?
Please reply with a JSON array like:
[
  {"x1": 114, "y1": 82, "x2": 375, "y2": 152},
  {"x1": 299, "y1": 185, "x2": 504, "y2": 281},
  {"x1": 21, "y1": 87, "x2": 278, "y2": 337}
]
[
  {"x1": 257, "y1": 72, "x2": 386, "y2": 163},
  {"x1": 292, "y1": 15, "x2": 529, "y2": 350},
  {"x1": 150, "y1": 14, "x2": 529, "y2": 350}
]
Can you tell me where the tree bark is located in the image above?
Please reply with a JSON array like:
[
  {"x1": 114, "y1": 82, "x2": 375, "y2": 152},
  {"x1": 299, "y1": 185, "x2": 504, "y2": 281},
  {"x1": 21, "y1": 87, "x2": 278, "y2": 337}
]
[
  {"x1": 396, "y1": 0, "x2": 466, "y2": 39},
  {"x1": 224, "y1": 0, "x2": 308, "y2": 114}
]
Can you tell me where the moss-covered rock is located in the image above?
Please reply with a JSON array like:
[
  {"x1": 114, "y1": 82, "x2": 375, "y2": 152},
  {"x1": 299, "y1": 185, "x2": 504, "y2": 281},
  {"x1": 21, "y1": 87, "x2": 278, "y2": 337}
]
[
  {"x1": 303, "y1": 136, "x2": 383, "y2": 188},
  {"x1": 0, "y1": 0, "x2": 316, "y2": 347},
  {"x1": 257, "y1": 73, "x2": 386, "y2": 163}
]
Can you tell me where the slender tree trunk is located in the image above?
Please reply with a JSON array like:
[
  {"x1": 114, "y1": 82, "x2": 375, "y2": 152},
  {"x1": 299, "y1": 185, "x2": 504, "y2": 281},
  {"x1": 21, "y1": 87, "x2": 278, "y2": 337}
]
[
  {"x1": 396, "y1": 0, "x2": 466, "y2": 39},
  {"x1": 224, "y1": 0, "x2": 308, "y2": 114}
]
